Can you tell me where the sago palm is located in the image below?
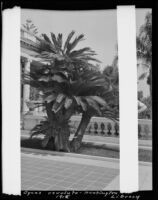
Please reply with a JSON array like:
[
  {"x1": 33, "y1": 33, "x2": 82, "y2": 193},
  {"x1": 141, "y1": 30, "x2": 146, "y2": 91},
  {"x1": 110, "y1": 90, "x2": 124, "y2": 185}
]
[
  {"x1": 24, "y1": 67, "x2": 116, "y2": 151},
  {"x1": 23, "y1": 31, "x2": 118, "y2": 152}
]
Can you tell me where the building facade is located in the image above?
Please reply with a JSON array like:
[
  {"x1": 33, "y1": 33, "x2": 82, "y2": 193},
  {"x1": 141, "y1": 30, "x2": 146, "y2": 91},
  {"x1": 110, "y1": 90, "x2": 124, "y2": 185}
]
[{"x1": 21, "y1": 28, "x2": 49, "y2": 114}]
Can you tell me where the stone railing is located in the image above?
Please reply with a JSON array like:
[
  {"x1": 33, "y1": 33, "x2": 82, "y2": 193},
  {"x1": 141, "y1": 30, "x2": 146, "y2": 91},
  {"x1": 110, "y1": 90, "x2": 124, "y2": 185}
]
[
  {"x1": 69, "y1": 116, "x2": 152, "y2": 139},
  {"x1": 21, "y1": 114, "x2": 152, "y2": 140},
  {"x1": 69, "y1": 116, "x2": 119, "y2": 136}
]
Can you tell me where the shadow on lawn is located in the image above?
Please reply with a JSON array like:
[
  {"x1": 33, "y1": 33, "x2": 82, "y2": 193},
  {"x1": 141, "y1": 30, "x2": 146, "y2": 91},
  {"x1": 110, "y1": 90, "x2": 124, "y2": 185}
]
[{"x1": 21, "y1": 138, "x2": 152, "y2": 162}]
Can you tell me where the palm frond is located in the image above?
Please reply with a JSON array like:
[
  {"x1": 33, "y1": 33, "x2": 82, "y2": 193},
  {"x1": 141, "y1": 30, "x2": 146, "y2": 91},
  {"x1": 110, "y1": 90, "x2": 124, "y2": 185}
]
[
  {"x1": 56, "y1": 93, "x2": 66, "y2": 103},
  {"x1": 70, "y1": 47, "x2": 95, "y2": 57},
  {"x1": 57, "y1": 33, "x2": 63, "y2": 49},
  {"x1": 66, "y1": 34, "x2": 84, "y2": 53},
  {"x1": 52, "y1": 100, "x2": 64, "y2": 113},
  {"x1": 84, "y1": 97, "x2": 102, "y2": 116},
  {"x1": 50, "y1": 32, "x2": 60, "y2": 51},
  {"x1": 73, "y1": 96, "x2": 81, "y2": 106},
  {"x1": 38, "y1": 39, "x2": 57, "y2": 53},
  {"x1": 42, "y1": 34, "x2": 52, "y2": 44},
  {"x1": 44, "y1": 93, "x2": 57, "y2": 103},
  {"x1": 38, "y1": 51, "x2": 64, "y2": 61},
  {"x1": 63, "y1": 31, "x2": 75, "y2": 53},
  {"x1": 75, "y1": 56, "x2": 101, "y2": 63},
  {"x1": 88, "y1": 96, "x2": 107, "y2": 107},
  {"x1": 77, "y1": 97, "x2": 87, "y2": 111}
]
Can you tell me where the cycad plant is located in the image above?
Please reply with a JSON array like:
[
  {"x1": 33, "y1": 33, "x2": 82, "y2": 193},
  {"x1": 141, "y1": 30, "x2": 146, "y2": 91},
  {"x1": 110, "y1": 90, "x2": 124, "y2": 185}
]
[{"x1": 23, "y1": 31, "x2": 118, "y2": 152}]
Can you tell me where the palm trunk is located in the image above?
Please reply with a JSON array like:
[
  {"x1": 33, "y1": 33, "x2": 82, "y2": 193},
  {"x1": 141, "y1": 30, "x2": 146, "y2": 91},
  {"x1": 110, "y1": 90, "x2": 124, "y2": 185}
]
[
  {"x1": 54, "y1": 127, "x2": 71, "y2": 152},
  {"x1": 45, "y1": 102, "x2": 57, "y2": 149},
  {"x1": 45, "y1": 103, "x2": 74, "y2": 152},
  {"x1": 70, "y1": 113, "x2": 91, "y2": 152},
  {"x1": 56, "y1": 107, "x2": 74, "y2": 152}
]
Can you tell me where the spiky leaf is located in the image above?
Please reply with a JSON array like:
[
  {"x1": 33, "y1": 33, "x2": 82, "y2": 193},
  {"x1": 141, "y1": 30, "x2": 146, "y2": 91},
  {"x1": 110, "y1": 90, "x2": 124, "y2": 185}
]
[
  {"x1": 88, "y1": 96, "x2": 107, "y2": 107},
  {"x1": 42, "y1": 34, "x2": 52, "y2": 44},
  {"x1": 44, "y1": 93, "x2": 57, "y2": 103},
  {"x1": 63, "y1": 31, "x2": 75, "y2": 52},
  {"x1": 79, "y1": 98, "x2": 87, "y2": 111},
  {"x1": 74, "y1": 96, "x2": 82, "y2": 106},
  {"x1": 84, "y1": 97, "x2": 101, "y2": 116},
  {"x1": 52, "y1": 101, "x2": 64, "y2": 113},
  {"x1": 56, "y1": 93, "x2": 65, "y2": 103}
]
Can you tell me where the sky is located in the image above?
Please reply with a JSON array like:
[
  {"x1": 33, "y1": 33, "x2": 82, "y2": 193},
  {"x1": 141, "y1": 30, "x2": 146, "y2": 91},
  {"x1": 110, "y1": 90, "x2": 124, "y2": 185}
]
[
  {"x1": 21, "y1": 8, "x2": 151, "y2": 97},
  {"x1": 21, "y1": 8, "x2": 151, "y2": 69}
]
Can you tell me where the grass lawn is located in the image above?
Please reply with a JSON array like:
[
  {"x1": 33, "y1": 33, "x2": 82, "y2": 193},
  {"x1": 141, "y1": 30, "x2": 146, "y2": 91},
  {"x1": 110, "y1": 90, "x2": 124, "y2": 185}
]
[
  {"x1": 21, "y1": 138, "x2": 152, "y2": 162},
  {"x1": 78, "y1": 143, "x2": 152, "y2": 162}
]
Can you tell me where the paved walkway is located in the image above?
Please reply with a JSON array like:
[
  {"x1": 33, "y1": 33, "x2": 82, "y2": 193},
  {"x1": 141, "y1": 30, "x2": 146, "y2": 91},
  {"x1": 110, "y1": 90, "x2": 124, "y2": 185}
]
[
  {"x1": 21, "y1": 148, "x2": 152, "y2": 191},
  {"x1": 21, "y1": 149, "x2": 119, "y2": 191}
]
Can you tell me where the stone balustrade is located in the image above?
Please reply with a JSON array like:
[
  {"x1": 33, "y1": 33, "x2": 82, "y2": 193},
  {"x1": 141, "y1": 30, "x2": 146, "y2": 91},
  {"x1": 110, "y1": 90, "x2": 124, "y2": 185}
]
[
  {"x1": 21, "y1": 113, "x2": 152, "y2": 140},
  {"x1": 69, "y1": 116, "x2": 152, "y2": 139}
]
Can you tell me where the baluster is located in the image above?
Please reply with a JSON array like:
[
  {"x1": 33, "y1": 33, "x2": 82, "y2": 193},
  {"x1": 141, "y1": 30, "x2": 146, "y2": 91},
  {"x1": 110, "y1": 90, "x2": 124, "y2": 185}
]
[
  {"x1": 94, "y1": 122, "x2": 98, "y2": 135},
  {"x1": 100, "y1": 122, "x2": 105, "y2": 136},
  {"x1": 107, "y1": 122, "x2": 112, "y2": 136},
  {"x1": 21, "y1": 115, "x2": 24, "y2": 130},
  {"x1": 138, "y1": 124, "x2": 142, "y2": 138},
  {"x1": 114, "y1": 122, "x2": 119, "y2": 136},
  {"x1": 144, "y1": 124, "x2": 150, "y2": 139},
  {"x1": 88, "y1": 125, "x2": 92, "y2": 135}
]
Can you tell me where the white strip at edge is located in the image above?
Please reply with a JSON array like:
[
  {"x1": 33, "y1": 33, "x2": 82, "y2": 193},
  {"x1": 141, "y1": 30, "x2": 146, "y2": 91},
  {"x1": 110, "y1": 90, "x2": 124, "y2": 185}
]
[
  {"x1": 2, "y1": 6, "x2": 139, "y2": 194},
  {"x1": 2, "y1": 7, "x2": 21, "y2": 195},
  {"x1": 117, "y1": 6, "x2": 139, "y2": 192}
]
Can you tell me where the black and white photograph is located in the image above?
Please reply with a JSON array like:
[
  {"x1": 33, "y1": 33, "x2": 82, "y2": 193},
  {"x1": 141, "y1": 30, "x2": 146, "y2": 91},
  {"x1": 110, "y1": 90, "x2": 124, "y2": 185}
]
[{"x1": 19, "y1": 8, "x2": 152, "y2": 191}]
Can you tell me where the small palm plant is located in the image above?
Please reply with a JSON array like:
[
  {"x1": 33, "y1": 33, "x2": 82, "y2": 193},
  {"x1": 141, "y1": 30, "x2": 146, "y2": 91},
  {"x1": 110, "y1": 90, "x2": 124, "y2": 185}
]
[{"x1": 23, "y1": 31, "x2": 118, "y2": 152}]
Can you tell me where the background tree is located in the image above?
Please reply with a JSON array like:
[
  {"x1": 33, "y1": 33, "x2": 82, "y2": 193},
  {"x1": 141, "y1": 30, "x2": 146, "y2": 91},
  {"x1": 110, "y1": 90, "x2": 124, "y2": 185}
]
[
  {"x1": 103, "y1": 65, "x2": 119, "y2": 89},
  {"x1": 22, "y1": 19, "x2": 38, "y2": 34},
  {"x1": 23, "y1": 31, "x2": 118, "y2": 152},
  {"x1": 137, "y1": 12, "x2": 152, "y2": 97},
  {"x1": 138, "y1": 96, "x2": 152, "y2": 119},
  {"x1": 137, "y1": 90, "x2": 152, "y2": 119},
  {"x1": 102, "y1": 65, "x2": 119, "y2": 118},
  {"x1": 112, "y1": 44, "x2": 118, "y2": 68},
  {"x1": 138, "y1": 90, "x2": 144, "y2": 101},
  {"x1": 111, "y1": 11, "x2": 152, "y2": 98}
]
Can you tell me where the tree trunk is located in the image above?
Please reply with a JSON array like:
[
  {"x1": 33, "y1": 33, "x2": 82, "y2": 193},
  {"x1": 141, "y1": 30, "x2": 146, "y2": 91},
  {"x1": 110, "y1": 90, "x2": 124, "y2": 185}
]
[
  {"x1": 55, "y1": 107, "x2": 74, "y2": 152},
  {"x1": 45, "y1": 102, "x2": 57, "y2": 148},
  {"x1": 70, "y1": 113, "x2": 91, "y2": 152},
  {"x1": 54, "y1": 127, "x2": 71, "y2": 152},
  {"x1": 45, "y1": 102, "x2": 74, "y2": 152}
]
